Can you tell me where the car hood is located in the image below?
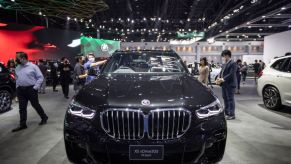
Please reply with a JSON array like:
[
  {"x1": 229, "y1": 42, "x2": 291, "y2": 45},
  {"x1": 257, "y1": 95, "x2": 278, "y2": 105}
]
[{"x1": 75, "y1": 74, "x2": 216, "y2": 110}]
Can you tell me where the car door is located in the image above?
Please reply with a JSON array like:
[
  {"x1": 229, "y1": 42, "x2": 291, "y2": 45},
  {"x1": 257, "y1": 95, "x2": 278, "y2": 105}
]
[{"x1": 276, "y1": 57, "x2": 291, "y2": 105}]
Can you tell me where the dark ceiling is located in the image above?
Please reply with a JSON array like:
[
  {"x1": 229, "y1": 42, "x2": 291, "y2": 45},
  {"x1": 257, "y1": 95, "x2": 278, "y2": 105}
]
[{"x1": 0, "y1": 0, "x2": 291, "y2": 42}]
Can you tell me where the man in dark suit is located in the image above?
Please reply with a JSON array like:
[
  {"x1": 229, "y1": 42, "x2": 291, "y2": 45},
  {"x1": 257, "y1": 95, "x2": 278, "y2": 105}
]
[{"x1": 216, "y1": 50, "x2": 237, "y2": 120}]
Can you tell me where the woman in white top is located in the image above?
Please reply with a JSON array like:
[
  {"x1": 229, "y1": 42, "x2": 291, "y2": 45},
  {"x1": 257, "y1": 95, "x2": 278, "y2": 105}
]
[{"x1": 198, "y1": 57, "x2": 210, "y2": 86}]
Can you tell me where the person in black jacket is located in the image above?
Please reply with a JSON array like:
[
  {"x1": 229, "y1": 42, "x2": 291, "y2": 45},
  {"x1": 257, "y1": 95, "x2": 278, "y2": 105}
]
[
  {"x1": 216, "y1": 50, "x2": 237, "y2": 120},
  {"x1": 50, "y1": 62, "x2": 59, "y2": 92},
  {"x1": 59, "y1": 57, "x2": 72, "y2": 99},
  {"x1": 253, "y1": 60, "x2": 261, "y2": 84},
  {"x1": 236, "y1": 59, "x2": 242, "y2": 94},
  {"x1": 37, "y1": 60, "x2": 48, "y2": 94}
]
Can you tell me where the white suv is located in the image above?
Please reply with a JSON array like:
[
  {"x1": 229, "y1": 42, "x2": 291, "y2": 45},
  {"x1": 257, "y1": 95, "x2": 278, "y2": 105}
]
[{"x1": 257, "y1": 56, "x2": 291, "y2": 110}]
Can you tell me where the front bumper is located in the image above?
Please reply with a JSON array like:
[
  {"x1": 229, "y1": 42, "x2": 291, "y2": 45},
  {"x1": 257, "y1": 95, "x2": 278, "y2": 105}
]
[{"x1": 64, "y1": 113, "x2": 227, "y2": 163}]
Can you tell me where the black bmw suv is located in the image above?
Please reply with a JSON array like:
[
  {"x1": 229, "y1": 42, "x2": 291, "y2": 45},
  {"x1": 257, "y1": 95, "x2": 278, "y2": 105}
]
[
  {"x1": 64, "y1": 50, "x2": 227, "y2": 164},
  {"x1": 0, "y1": 63, "x2": 16, "y2": 113}
]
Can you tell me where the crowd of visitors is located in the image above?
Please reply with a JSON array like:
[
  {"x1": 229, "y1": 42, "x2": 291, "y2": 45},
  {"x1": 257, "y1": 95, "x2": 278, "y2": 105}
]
[{"x1": 3, "y1": 50, "x2": 269, "y2": 129}]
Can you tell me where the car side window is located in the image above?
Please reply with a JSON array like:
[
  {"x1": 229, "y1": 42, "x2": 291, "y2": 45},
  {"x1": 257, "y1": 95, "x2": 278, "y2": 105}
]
[
  {"x1": 0, "y1": 64, "x2": 5, "y2": 73},
  {"x1": 271, "y1": 58, "x2": 285, "y2": 71},
  {"x1": 281, "y1": 58, "x2": 291, "y2": 72},
  {"x1": 287, "y1": 58, "x2": 291, "y2": 73}
]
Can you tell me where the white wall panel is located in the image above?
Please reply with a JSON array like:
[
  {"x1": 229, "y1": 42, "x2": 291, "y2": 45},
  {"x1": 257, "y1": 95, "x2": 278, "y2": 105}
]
[{"x1": 264, "y1": 30, "x2": 291, "y2": 64}]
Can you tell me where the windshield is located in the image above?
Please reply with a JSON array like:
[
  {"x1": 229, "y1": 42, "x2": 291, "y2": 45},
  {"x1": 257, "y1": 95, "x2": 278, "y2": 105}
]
[{"x1": 102, "y1": 51, "x2": 187, "y2": 74}]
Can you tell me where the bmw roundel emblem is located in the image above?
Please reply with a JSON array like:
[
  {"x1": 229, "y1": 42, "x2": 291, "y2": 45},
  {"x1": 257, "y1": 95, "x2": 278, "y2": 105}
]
[
  {"x1": 101, "y1": 43, "x2": 109, "y2": 52},
  {"x1": 141, "y1": 99, "x2": 151, "y2": 106}
]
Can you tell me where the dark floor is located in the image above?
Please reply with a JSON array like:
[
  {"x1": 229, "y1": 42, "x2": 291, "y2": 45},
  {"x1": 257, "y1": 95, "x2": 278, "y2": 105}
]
[{"x1": 0, "y1": 79, "x2": 291, "y2": 164}]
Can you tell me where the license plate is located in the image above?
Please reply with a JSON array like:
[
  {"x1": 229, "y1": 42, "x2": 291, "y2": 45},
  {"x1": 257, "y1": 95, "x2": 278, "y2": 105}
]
[{"x1": 129, "y1": 145, "x2": 164, "y2": 160}]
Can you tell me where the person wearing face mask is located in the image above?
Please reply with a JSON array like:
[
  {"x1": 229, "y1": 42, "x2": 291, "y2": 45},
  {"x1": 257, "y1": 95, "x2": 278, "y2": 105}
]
[
  {"x1": 59, "y1": 57, "x2": 73, "y2": 99},
  {"x1": 73, "y1": 55, "x2": 87, "y2": 93},
  {"x1": 84, "y1": 53, "x2": 107, "y2": 84},
  {"x1": 216, "y1": 50, "x2": 237, "y2": 120},
  {"x1": 12, "y1": 52, "x2": 48, "y2": 132}
]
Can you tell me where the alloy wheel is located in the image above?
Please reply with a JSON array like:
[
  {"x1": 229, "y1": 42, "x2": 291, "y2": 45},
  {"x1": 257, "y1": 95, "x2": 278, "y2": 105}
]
[{"x1": 263, "y1": 86, "x2": 280, "y2": 109}]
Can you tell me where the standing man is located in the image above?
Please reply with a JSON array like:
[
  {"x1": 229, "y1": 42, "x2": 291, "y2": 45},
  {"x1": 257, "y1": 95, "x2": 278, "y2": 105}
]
[
  {"x1": 12, "y1": 52, "x2": 48, "y2": 132},
  {"x1": 236, "y1": 59, "x2": 242, "y2": 94},
  {"x1": 253, "y1": 60, "x2": 261, "y2": 84},
  {"x1": 84, "y1": 53, "x2": 107, "y2": 84},
  {"x1": 50, "y1": 61, "x2": 59, "y2": 92},
  {"x1": 73, "y1": 56, "x2": 87, "y2": 93},
  {"x1": 259, "y1": 60, "x2": 266, "y2": 70},
  {"x1": 241, "y1": 62, "x2": 248, "y2": 84},
  {"x1": 38, "y1": 59, "x2": 48, "y2": 94},
  {"x1": 59, "y1": 57, "x2": 73, "y2": 99},
  {"x1": 216, "y1": 50, "x2": 237, "y2": 120}
]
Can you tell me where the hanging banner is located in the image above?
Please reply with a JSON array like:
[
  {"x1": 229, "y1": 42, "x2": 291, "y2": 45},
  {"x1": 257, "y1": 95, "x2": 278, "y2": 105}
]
[
  {"x1": 81, "y1": 36, "x2": 120, "y2": 57},
  {"x1": 177, "y1": 32, "x2": 205, "y2": 39}
]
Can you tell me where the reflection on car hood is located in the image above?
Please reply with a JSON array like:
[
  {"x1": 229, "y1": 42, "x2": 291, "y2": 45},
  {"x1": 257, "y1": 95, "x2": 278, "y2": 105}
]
[{"x1": 75, "y1": 73, "x2": 216, "y2": 110}]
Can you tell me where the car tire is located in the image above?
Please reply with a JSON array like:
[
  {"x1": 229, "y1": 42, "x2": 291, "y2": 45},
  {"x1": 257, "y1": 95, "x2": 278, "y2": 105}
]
[
  {"x1": 65, "y1": 140, "x2": 86, "y2": 164},
  {"x1": 0, "y1": 90, "x2": 12, "y2": 113},
  {"x1": 263, "y1": 86, "x2": 282, "y2": 110}
]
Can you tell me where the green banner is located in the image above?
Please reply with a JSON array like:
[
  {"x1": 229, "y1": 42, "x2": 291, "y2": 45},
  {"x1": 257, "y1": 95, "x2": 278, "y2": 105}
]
[
  {"x1": 81, "y1": 36, "x2": 120, "y2": 57},
  {"x1": 177, "y1": 32, "x2": 205, "y2": 38}
]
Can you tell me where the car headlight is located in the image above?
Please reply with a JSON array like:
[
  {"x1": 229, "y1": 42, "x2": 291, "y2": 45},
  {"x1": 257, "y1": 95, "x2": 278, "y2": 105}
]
[
  {"x1": 68, "y1": 100, "x2": 96, "y2": 119},
  {"x1": 195, "y1": 99, "x2": 223, "y2": 119}
]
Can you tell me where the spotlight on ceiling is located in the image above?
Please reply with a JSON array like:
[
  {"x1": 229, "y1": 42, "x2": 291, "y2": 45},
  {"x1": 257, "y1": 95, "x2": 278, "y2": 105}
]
[{"x1": 67, "y1": 16, "x2": 71, "y2": 20}]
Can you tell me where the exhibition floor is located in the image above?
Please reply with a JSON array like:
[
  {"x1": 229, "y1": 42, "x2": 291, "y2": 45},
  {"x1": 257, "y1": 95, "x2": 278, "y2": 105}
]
[{"x1": 0, "y1": 80, "x2": 291, "y2": 164}]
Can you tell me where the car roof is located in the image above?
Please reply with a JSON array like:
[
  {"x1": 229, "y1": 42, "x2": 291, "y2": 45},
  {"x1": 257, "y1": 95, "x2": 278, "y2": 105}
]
[
  {"x1": 114, "y1": 50, "x2": 176, "y2": 53},
  {"x1": 113, "y1": 50, "x2": 180, "y2": 57},
  {"x1": 273, "y1": 55, "x2": 291, "y2": 60},
  {"x1": 271, "y1": 55, "x2": 291, "y2": 63}
]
